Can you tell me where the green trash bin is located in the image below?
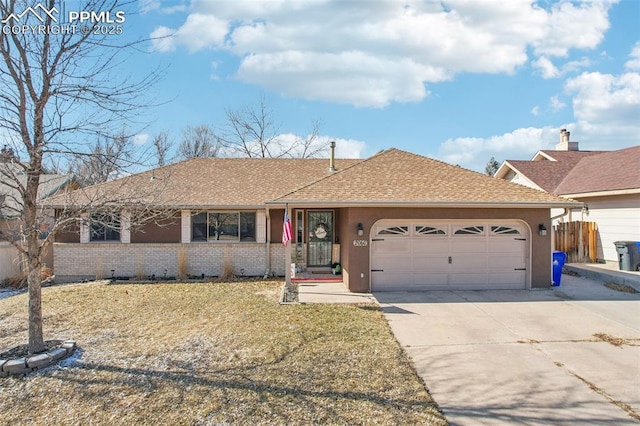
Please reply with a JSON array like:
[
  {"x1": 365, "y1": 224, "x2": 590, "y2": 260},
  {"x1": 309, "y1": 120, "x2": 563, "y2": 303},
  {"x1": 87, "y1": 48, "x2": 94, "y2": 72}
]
[{"x1": 613, "y1": 241, "x2": 640, "y2": 271}]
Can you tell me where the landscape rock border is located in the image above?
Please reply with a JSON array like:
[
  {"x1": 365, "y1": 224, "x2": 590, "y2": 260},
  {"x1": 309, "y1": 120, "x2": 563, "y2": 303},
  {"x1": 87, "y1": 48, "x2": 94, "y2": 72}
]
[{"x1": 0, "y1": 340, "x2": 76, "y2": 377}]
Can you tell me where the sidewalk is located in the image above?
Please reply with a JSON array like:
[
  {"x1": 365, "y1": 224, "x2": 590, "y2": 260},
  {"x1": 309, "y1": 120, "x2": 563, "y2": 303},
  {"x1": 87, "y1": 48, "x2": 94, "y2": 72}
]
[
  {"x1": 564, "y1": 262, "x2": 640, "y2": 292},
  {"x1": 297, "y1": 282, "x2": 377, "y2": 304}
]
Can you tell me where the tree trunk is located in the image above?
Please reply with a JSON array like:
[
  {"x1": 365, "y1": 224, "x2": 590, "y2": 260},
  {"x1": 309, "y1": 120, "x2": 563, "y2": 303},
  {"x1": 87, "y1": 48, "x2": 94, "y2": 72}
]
[{"x1": 28, "y1": 259, "x2": 44, "y2": 354}]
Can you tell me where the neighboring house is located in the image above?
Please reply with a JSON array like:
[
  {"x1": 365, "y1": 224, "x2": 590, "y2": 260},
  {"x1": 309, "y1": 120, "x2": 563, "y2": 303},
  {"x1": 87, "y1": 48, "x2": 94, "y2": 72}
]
[
  {"x1": 495, "y1": 129, "x2": 640, "y2": 263},
  {"x1": 46, "y1": 147, "x2": 577, "y2": 292},
  {"x1": 0, "y1": 150, "x2": 77, "y2": 279},
  {"x1": 0, "y1": 160, "x2": 77, "y2": 241}
]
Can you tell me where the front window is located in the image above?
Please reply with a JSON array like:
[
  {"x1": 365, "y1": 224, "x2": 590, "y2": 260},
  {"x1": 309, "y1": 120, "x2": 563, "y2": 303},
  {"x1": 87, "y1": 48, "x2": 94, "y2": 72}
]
[
  {"x1": 192, "y1": 211, "x2": 256, "y2": 242},
  {"x1": 90, "y1": 213, "x2": 120, "y2": 241}
]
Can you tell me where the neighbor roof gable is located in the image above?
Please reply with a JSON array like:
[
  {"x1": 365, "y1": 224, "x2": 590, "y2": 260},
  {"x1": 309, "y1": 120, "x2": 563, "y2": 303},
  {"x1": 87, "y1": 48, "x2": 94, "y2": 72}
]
[
  {"x1": 554, "y1": 145, "x2": 640, "y2": 195},
  {"x1": 499, "y1": 149, "x2": 607, "y2": 194}
]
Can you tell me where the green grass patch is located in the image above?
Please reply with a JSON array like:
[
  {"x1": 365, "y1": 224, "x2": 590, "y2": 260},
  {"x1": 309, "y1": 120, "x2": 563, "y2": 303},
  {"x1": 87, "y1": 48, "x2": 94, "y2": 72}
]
[{"x1": 0, "y1": 281, "x2": 446, "y2": 425}]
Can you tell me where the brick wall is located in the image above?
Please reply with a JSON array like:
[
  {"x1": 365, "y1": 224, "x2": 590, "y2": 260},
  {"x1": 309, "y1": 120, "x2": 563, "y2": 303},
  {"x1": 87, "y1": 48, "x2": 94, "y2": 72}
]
[
  {"x1": 54, "y1": 243, "x2": 283, "y2": 281},
  {"x1": 270, "y1": 245, "x2": 286, "y2": 276}
]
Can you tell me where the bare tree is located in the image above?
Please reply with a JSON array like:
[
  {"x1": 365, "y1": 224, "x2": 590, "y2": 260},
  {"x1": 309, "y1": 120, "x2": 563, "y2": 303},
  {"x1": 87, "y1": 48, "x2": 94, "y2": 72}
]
[
  {"x1": 69, "y1": 130, "x2": 134, "y2": 185},
  {"x1": 152, "y1": 131, "x2": 172, "y2": 167},
  {"x1": 218, "y1": 96, "x2": 325, "y2": 158},
  {"x1": 292, "y1": 119, "x2": 327, "y2": 158},
  {"x1": 0, "y1": 0, "x2": 165, "y2": 354},
  {"x1": 178, "y1": 125, "x2": 219, "y2": 159}
]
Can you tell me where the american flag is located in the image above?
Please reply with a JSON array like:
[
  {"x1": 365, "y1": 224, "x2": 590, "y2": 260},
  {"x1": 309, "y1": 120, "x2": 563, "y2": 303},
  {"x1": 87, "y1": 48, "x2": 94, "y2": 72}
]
[{"x1": 282, "y1": 209, "x2": 293, "y2": 246}]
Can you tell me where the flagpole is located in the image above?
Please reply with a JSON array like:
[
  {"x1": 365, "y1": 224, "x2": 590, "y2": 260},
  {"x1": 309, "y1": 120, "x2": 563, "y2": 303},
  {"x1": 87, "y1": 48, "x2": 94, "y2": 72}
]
[{"x1": 284, "y1": 204, "x2": 292, "y2": 286}]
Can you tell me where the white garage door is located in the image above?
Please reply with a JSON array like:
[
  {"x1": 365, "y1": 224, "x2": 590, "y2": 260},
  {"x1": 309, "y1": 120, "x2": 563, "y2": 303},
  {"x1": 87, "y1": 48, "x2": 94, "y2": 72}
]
[{"x1": 371, "y1": 221, "x2": 529, "y2": 291}]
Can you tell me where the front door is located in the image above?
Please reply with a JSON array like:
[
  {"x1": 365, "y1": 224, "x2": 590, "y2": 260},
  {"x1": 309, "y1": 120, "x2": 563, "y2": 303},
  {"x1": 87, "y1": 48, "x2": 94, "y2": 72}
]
[{"x1": 307, "y1": 210, "x2": 333, "y2": 267}]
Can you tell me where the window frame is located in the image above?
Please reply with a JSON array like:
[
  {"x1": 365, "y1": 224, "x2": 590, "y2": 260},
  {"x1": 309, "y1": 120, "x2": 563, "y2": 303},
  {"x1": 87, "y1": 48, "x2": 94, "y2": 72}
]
[
  {"x1": 191, "y1": 211, "x2": 257, "y2": 242},
  {"x1": 89, "y1": 212, "x2": 121, "y2": 242}
]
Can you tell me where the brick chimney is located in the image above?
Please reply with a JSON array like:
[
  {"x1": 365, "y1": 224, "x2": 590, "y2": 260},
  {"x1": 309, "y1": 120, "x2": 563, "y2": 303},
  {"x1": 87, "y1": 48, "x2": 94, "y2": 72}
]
[{"x1": 555, "y1": 129, "x2": 579, "y2": 151}]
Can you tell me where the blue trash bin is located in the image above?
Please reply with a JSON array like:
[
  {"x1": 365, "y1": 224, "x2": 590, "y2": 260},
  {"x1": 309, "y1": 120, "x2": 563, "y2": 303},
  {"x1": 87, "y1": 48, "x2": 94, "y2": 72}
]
[{"x1": 552, "y1": 251, "x2": 566, "y2": 286}]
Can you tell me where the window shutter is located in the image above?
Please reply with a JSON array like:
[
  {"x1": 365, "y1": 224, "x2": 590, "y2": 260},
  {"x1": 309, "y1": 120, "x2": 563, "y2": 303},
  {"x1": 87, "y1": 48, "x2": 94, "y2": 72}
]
[
  {"x1": 257, "y1": 210, "x2": 266, "y2": 243},
  {"x1": 80, "y1": 213, "x2": 89, "y2": 243},
  {"x1": 181, "y1": 210, "x2": 191, "y2": 243},
  {"x1": 120, "y1": 210, "x2": 131, "y2": 243}
]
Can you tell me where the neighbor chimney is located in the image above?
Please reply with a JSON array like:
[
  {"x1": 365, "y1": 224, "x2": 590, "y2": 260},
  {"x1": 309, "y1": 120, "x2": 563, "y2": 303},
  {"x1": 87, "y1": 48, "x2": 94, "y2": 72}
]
[
  {"x1": 328, "y1": 141, "x2": 336, "y2": 172},
  {"x1": 555, "y1": 129, "x2": 579, "y2": 151}
]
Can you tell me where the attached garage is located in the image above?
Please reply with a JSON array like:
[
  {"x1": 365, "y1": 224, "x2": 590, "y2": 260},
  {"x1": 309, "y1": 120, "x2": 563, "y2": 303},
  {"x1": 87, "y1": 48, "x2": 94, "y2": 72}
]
[
  {"x1": 271, "y1": 148, "x2": 580, "y2": 292},
  {"x1": 371, "y1": 220, "x2": 529, "y2": 291}
]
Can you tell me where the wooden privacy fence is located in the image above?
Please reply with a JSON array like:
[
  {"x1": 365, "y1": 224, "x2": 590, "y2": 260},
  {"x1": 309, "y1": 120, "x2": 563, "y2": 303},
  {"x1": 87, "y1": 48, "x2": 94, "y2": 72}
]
[{"x1": 553, "y1": 221, "x2": 597, "y2": 263}]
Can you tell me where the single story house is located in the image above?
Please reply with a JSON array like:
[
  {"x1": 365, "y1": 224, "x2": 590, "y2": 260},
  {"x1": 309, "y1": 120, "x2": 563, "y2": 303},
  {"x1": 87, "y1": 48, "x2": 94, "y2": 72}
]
[
  {"x1": 47, "y1": 147, "x2": 579, "y2": 292},
  {"x1": 495, "y1": 130, "x2": 640, "y2": 263}
]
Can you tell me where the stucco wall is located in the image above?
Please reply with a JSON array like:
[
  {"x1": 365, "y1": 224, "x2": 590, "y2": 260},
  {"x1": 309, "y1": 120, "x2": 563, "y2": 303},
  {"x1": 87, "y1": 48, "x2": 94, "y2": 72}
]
[
  {"x1": 336, "y1": 207, "x2": 551, "y2": 292},
  {"x1": 54, "y1": 242, "x2": 280, "y2": 281}
]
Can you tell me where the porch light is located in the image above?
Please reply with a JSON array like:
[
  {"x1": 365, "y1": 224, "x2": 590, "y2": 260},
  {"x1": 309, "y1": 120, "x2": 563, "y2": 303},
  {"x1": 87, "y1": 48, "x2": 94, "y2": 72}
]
[
  {"x1": 357, "y1": 223, "x2": 364, "y2": 236},
  {"x1": 538, "y1": 224, "x2": 547, "y2": 237}
]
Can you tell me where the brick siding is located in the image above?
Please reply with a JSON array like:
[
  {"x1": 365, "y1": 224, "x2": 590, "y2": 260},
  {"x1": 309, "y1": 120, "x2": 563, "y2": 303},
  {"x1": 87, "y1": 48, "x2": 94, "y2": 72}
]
[{"x1": 54, "y1": 243, "x2": 284, "y2": 281}]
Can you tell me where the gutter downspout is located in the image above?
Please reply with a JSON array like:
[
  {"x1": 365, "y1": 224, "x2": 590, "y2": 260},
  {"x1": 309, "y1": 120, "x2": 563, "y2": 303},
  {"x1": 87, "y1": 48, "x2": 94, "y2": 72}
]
[
  {"x1": 550, "y1": 207, "x2": 570, "y2": 254},
  {"x1": 264, "y1": 207, "x2": 271, "y2": 278}
]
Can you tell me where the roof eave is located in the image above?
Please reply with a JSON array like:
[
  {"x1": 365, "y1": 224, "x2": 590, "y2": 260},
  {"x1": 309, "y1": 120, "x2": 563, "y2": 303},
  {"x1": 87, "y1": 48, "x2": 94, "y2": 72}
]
[
  {"x1": 265, "y1": 200, "x2": 581, "y2": 209},
  {"x1": 559, "y1": 188, "x2": 640, "y2": 199}
]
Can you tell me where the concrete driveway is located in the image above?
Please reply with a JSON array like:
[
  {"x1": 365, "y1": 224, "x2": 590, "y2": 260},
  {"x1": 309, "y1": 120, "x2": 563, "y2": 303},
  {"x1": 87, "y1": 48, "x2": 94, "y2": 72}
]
[{"x1": 375, "y1": 275, "x2": 640, "y2": 425}]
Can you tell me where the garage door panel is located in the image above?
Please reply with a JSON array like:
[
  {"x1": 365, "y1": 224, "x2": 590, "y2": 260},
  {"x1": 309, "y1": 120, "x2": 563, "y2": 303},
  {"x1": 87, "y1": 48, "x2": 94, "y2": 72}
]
[
  {"x1": 373, "y1": 256, "x2": 411, "y2": 272},
  {"x1": 371, "y1": 272, "x2": 412, "y2": 290},
  {"x1": 488, "y1": 255, "x2": 524, "y2": 270},
  {"x1": 372, "y1": 240, "x2": 410, "y2": 254},
  {"x1": 371, "y1": 221, "x2": 528, "y2": 291},
  {"x1": 412, "y1": 256, "x2": 449, "y2": 272},
  {"x1": 489, "y1": 272, "x2": 526, "y2": 289},
  {"x1": 451, "y1": 239, "x2": 486, "y2": 253},
  {"x1": 449, "y1": 273, "x2": 488, "y2": 286},
  {"x1": 413, "y1": 239, "x2": 448, "y2": 253},
  {"x1": 412, "y1": 273, "x2": 448, "y2": 286},
  {"x1": 488, "y1": 239, "x2": 526, "y2": 253}
]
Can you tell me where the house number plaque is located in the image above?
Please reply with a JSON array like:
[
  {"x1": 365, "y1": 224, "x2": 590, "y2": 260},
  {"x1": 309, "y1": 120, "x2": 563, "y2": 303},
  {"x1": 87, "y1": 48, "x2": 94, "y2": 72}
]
[{"x1": 353, "y1": 239, "x2": 368, "y2": 247}]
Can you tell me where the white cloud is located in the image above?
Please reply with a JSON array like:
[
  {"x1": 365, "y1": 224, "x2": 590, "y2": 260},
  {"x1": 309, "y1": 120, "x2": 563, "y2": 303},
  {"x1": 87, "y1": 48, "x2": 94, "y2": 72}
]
[
  {"x1": 210, "y1": 61, "x2": 220, "y2": 81},
  {"x1": 564, "y1": 71, "x2": 640, "y2": 146},
  {"x1": 236, "y1": 51, "x2": 432, "y2": 108},
  {"x1": 140, "y1": 0, "x2": 187, "y2": 15},
  {"x1": 531, "y1": 105, "x2": 540, "y2": 116},
  {"x1": 133, "y1": 133, "x2": 149, "y2": 145},
  {"x1": 151, "y1": 14, "x2": 228, "y2": 53},
  {"x1": 532, "y1": 57, "x2": 560, "y2": 79},
  {"x1": 625, "y1": 42, "x2": 640, "y2": 71},
  {"x1": 150, "y1": 0, "x2": 617, "y2": 107},
  {"x1": 334, "y1": 138, "x2": 366, "y2": 159},
  {"x1": 139, "y1": 0, "x2": 160, "y2": 14},
  {"x1": 150, "y1": 26, "x2": 176, "y2": 52},
  {"x1": 533, "y1": 56, "x2": 590, "y2": 79},
  {"x1": 549, "y1": 96, "x2": 566, "y2": 112},
  {"x1": 532, "y1": 0, "x2": 616, "y2": 57},
  {"x1": 438, "y1": 66, "x2": 640, "y2": 172},
  {"x1": 218, "y1": 133, "x2": 366, "y2": 159},
  {"x1": 436, "y1": 126, "x2": 560, "y2": 171}
]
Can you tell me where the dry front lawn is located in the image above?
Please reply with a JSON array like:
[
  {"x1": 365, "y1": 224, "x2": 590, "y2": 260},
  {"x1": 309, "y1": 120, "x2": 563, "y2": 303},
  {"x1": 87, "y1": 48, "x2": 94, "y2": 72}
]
[{"x1": 0, "y1": 281, "x2": 446, "y2": 425}]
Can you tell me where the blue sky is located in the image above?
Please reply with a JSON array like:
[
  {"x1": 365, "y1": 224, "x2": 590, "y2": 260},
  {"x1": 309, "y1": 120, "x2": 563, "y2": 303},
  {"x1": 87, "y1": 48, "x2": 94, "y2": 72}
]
[{"x1": 125, "y1": 0, "x2": 638, "y2": 171}]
